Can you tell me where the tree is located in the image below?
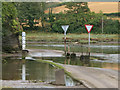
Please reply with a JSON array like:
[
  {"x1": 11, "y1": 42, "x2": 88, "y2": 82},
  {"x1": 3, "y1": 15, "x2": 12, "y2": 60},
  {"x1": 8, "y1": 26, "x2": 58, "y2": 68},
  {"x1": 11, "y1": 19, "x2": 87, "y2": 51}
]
[
  {"x1": 65, "y1": 2, "x2": 90, "y2": 14},
  {"x1": 16, "y1": 2, "x2": 46, "y2": 30},
  {"x1": 2, "y1": 2, "x2": 22, "y2": 53}
]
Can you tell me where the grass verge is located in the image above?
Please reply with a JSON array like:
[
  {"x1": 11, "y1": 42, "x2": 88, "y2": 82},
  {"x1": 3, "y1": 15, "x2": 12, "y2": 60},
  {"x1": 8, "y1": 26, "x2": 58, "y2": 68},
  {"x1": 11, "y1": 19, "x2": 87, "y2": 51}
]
[
  {"x1": 36, "y1": 59, "x2": 87, "y2": 87},
  {"x1": 36, "y1": 59, "x2": 71, "y2": 76}
]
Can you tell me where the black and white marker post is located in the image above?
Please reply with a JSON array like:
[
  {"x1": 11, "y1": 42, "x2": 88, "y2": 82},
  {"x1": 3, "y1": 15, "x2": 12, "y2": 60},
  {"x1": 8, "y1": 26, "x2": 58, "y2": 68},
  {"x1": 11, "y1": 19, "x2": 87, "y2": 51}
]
[
  {"x1": 85, "y1": 25, "x2": 93, "y2": 56},
  {"x1": 22, "y1": 32, "x2": 26, "y2": 50},
  {"x1": 22, "y1": 32, "x2": 28, "y2": 59},
  {"x1": 61, "y1": 25, "x2": 69, "y2": 56}
]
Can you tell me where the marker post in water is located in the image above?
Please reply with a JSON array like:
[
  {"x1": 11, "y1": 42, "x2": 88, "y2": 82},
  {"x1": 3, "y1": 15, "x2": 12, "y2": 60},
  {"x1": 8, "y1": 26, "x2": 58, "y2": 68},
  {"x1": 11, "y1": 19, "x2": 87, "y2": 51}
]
[
  {"x1": 22, "y1": 32, "x2": 26, "y2": 59},
  {"x1": 22, "y1": 32, "x2": 26, "y2": 50},
  {"x1": 85, "y1": 24, "x2": 93, "y2": 56},
  {"x1": 61, "y1": 25, "x2": 69, "y2": 55}
]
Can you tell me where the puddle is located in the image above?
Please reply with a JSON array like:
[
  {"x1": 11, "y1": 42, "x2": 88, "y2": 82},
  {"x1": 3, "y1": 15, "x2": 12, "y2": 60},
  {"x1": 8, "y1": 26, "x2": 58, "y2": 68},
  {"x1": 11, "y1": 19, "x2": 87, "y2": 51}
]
[{"x1": 2, "y1": 57, "x2": 79, "y2": 86}]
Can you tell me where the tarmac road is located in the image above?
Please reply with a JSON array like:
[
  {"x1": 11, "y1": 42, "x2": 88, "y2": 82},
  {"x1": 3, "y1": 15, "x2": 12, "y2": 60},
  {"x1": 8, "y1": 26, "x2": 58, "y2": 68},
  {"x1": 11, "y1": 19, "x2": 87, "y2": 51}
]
[{"x1": 62, "y1": 64, "x2": 118, "y2": 88}]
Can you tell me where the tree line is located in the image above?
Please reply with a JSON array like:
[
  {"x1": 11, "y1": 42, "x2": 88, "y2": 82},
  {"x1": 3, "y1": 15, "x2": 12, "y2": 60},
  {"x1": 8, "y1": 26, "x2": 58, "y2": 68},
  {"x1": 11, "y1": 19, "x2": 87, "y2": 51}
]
[
  {"x1": 14, "y1": 2, "x2": 119, "y2": 34},
  {"x1": 2, "y1": 2, "x2": 119, "y2": 52},
  {"x1": 2, "y1": 2, "x2": 119, "y2": 37}
]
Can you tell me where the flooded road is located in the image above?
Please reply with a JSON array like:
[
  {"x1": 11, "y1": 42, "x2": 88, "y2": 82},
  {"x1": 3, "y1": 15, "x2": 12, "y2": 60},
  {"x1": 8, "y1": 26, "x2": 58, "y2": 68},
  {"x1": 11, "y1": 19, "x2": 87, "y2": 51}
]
[
  {"x1": 2, "y1": 43, "x2": 119, "y2": 88},
  {"x1": 2, "y1": 57, "x2": 80, "y2": 87},
  {"x1": 27, "y1": 44, "x2": 119, "y2": 54},
  {"x1": 26, "y1": 43, "x2": 119, "y2": 70},
  {"x1": 2, "y1": 58, "x2": 55, "y2": 82}
]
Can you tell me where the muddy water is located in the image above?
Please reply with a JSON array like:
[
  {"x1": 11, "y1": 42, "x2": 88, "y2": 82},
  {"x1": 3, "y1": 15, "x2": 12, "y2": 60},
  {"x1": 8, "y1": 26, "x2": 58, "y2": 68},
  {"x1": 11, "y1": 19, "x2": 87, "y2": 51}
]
[
  {"x1": 34, "y1": 57, "x2": 118, "y2": 70},
  {"x1": 2, "y1": 57, "x2": 78, "y2": 86},
  {"x1": 2, "y1": 58, "x2": 55, "y2": 81},
  {"x1": 3, "y1": 43, "x2": 118, "y2": 87},
  {"x1": 27, "y1": 43, "x2": 119, "y2": 70},
  {"x1": 27, "y1": 44, "x2": 119, "y2": 54}
]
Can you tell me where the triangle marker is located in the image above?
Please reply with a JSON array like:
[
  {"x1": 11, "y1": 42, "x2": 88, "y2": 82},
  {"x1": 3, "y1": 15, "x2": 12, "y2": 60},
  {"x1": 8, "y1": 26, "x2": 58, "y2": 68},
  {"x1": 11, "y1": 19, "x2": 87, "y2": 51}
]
[
  {"x1": 61, "y1": 25, "x2": 69, "y2": 32},
  {"x1": 85, "y1": 25, "x2": 93, "y2": 33},
  {"x1": 61, "y1": 25, "x2": 69, "y2": 35}
]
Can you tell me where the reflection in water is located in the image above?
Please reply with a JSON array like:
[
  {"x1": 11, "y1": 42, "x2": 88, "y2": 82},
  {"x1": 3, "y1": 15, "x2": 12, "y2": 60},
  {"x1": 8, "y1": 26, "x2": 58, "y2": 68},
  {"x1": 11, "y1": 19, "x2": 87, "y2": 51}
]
[
  {"x1": 2, "y1": 58, "x2": 55, "y2": 82},
  {"x1": 64, "y1": 59, "x2": 70, "y2": 65},
  {"x1": 22, "y1": 64, "x2": 26, "y2": 81},
  {"x1": 2, "y1": 57, "x2": 78, "y2": 86},
  {"x1": 40, "y1": 57, "x2": 118, "y2": 70},
  {"x1": 27, "y1": 44, "x2": 119, "y2": 54}
]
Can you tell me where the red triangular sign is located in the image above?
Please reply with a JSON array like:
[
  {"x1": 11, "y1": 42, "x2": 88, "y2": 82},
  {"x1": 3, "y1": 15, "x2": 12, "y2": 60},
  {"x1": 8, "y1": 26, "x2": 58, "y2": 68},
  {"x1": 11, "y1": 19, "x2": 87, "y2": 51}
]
[{"x1": 85, "y1": 24, "x2": 93, "y2": 33}]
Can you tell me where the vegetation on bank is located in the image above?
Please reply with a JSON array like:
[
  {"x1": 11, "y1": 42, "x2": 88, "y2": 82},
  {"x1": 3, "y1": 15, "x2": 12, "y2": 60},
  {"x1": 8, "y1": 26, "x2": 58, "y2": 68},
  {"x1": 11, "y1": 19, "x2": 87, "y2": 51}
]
[
  {"x1": 104, "y1": 12, "x2": 120, "y2": 18},
  {"x1": 2, "y1": 2, "x2": 22, "y2": 53},
  {"x1": 2, "y1": 2, "x2": 119, "y2": 53},
  {"x1": 16, "y1": 2, "x2": 119, "y2": 34},
  {"x1": 36, "y1": 59, "x2": 84, "y2": 85},
  {"x1": 23, "y1": 31, "x2": 118, "y2": 43}
]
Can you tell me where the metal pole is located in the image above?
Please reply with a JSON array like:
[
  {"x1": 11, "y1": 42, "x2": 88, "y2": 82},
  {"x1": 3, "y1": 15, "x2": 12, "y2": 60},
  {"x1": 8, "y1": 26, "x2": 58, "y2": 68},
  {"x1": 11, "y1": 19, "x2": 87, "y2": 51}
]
[
  {"x1": 89, "y1": 33, "x2": 90, "y2": 46},
  {"x1": 64, "y1": 34, "x2": 66, "y2": 55},
  {"x1": 88, "y1": 33, "x2": 90, "y2": 56},
  {"x1": 102, "y1": 17, "x2": 103, "y2": 54}
]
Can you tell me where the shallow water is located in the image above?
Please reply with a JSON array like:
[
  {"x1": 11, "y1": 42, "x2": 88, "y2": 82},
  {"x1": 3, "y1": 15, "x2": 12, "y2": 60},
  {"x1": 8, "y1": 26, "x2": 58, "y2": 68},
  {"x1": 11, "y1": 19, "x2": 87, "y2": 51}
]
[
  {"x1": 27, "y1": 44, "x2": 119, "y2": 54},
  {"x1": 3, "y1": 43, "x2": 119, "y2": 87},
  {"x1": 2, "y1": 57, "x2": 78, "y2": 86},
  {"x1": 26, "y1": 43, "x2": 119, "y2": 70},
  {"x1": 2, "y1": 58, "x2": 55, "y2": 82},
  {"x1": 35, "y1": 56, "x2": 118, "y2": 70}
]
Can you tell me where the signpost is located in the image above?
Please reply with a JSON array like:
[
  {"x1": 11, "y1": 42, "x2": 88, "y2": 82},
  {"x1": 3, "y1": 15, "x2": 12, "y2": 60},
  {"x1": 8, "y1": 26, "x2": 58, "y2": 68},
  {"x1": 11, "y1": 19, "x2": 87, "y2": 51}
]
[
  {"x1": 61, "y1": 25, "x2": 69, "y2": 55},
  {"x1": 85, "y1": 24, "x2": 93, "y2": 56}
]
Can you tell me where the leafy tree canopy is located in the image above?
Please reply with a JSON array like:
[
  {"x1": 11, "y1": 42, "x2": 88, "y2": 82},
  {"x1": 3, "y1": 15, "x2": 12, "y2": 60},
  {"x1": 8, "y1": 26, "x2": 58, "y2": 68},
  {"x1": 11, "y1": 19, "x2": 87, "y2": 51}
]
[
  {"x1": 16, "y1": 2, "x2": 46, "y2": 29},
  {"x1": 2, "y1": 2, "x2": 21, "y2": 36}
]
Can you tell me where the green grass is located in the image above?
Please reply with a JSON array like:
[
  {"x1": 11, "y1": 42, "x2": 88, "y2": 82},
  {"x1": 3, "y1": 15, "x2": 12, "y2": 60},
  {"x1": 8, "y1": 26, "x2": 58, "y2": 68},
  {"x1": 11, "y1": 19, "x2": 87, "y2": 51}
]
[
  {"x1": 19, "y1": 31, "x2": 118, "y2": 43},
  {"x1": 36, "y1": 59, "x2": 72, "y2": 77},
  {"x1": 36, "y1": 59, "x2": 84, "y2": 84}
]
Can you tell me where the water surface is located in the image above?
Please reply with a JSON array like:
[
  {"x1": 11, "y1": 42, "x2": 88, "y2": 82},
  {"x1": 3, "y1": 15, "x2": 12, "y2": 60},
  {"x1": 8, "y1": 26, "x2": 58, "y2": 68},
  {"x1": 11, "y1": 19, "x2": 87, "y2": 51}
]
[{"x1": 2, "y1": 57, "x2": 78, "y2": 86}]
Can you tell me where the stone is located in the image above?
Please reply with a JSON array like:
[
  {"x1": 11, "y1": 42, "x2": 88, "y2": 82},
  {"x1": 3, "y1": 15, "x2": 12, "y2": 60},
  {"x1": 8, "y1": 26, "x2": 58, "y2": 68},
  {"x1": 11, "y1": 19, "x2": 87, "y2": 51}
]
[{"x1": 55, "y1": 69, "x2": 65, "y2": 85}]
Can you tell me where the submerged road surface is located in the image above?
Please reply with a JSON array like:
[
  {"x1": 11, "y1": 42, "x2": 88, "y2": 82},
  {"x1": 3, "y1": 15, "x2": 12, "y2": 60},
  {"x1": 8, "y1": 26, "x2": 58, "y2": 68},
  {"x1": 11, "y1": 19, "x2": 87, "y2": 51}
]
[
  {"x1": 61, "y1": 64, "x2": 118, "y2": 88},
  {"x1": 28, "y1": 49, "x2": 119, "y2": 88}
]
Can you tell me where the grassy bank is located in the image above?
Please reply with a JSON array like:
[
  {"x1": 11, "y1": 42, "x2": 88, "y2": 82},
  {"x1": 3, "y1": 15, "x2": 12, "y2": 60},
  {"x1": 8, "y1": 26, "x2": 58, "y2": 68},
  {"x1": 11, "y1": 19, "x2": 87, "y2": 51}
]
[
  {"x1": 36, "y1": 59, "x2": 71, "y2": 75},
  {"x1": 20, "y1": 31, "x2": 118, "y2": 44},
  {"x1": 36, "y1": 59, "x2": 86, "y2": 87}
]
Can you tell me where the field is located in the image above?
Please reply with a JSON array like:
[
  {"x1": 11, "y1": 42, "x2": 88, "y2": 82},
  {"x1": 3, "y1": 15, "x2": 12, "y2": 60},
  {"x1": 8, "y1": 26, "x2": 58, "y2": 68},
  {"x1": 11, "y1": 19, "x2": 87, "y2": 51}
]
[
  {"x1": 21, "y1": 31, "x2": 118, "y2": 44},
  {"x1": 45, "y1": 2, "x2": 118, "y2": 14},
  {"x1": 88, "y1": 2, "x2": 118, "y2": 13}
]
